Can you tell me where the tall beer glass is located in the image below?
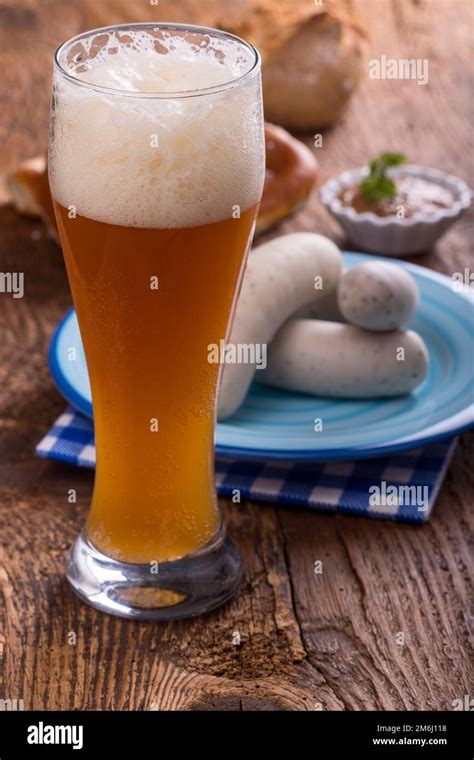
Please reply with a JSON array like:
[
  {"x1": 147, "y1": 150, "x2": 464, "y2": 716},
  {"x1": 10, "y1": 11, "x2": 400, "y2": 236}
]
[{"x1": 49, "y1": 24, "x2": 264, "y2": 619}]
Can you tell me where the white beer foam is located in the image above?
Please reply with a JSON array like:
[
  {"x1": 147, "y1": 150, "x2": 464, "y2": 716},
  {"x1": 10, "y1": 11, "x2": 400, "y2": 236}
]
[{"x1": 49, "y1": 30, "x2": 264, "y2": 229}]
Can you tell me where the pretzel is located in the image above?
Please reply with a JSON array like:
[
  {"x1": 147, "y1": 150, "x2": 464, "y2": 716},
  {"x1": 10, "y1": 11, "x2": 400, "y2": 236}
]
[
  {"x1": 258, "y1": 123, "x2": 318, "y2": 234},
  {"x1": 6, "y1": 156, "x2": 58, "y2": 242}
]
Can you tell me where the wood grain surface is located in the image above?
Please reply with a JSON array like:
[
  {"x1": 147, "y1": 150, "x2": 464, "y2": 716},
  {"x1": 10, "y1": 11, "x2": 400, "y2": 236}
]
[{"x1": 0, "y1": 0, "x2": 472, "y2": 711}]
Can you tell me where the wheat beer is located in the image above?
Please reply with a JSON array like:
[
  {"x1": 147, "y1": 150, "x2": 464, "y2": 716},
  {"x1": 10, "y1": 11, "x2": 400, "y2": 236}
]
[{"x1": 49, "y1": 24, "x2": 264, "y2": 617}]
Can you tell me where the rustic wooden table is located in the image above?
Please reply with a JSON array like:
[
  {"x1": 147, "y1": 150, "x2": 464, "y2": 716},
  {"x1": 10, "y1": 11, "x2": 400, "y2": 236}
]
[{"x1": 0, "y1": 0, "x2": 472, "y2": 711}]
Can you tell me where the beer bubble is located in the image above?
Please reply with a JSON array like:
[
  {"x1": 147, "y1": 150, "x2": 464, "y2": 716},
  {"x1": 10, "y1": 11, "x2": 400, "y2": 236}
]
[{"x1": 50, "y1": 28, "x2": 264, "y2": 229}]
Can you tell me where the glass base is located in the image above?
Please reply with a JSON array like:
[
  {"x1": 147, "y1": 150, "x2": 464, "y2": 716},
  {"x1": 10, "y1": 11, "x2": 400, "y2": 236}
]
[{"x1": 66, "y1": 525, "x2": 243, "y2": 621}]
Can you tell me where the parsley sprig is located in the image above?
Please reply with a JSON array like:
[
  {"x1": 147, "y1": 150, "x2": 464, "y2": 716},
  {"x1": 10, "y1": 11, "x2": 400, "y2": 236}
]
[{"x1": 360, "y1": 152, "x2": 406, "y2": 203}]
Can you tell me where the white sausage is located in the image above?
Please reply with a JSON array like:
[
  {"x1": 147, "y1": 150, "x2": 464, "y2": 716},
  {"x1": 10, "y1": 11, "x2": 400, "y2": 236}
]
[
  {"x1": 338, "y1": 261, "x2": 419, "y2": 331},
  {"x1": 258, "y1": 319, "x2": 429, "y2": 398},
  {"x1": 218, "y1": 234, "x2": 343, "y2": 419},
  {"x1": 296, "y1": 273, "x2": 346, "y2": 322}
]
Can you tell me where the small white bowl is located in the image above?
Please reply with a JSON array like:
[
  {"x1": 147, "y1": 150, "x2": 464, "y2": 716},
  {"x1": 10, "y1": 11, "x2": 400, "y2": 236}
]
[{"x1": 320, "y1": 164, "x2": 471, "y2": 256}]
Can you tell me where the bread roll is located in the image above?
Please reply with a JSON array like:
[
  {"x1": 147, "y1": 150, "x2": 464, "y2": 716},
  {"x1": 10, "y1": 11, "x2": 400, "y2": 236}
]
[
  {"x1": 259, "y1": 8, "x2": 369, "y2": 129},
  {"x1": 196, "y1": 0, "x2": 369, "y2": 130}
]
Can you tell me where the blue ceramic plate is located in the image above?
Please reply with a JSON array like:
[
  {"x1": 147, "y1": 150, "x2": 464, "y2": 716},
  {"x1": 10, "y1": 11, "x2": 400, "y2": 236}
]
[{"x1": 49, "y1": 253, "x2": 474, "y2": 460}]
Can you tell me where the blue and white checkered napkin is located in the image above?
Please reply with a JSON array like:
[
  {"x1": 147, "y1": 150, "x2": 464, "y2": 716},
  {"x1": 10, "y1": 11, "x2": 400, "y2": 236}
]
[{"x1": 36, "y1": 407, "x2": 457, "y2": 523}]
